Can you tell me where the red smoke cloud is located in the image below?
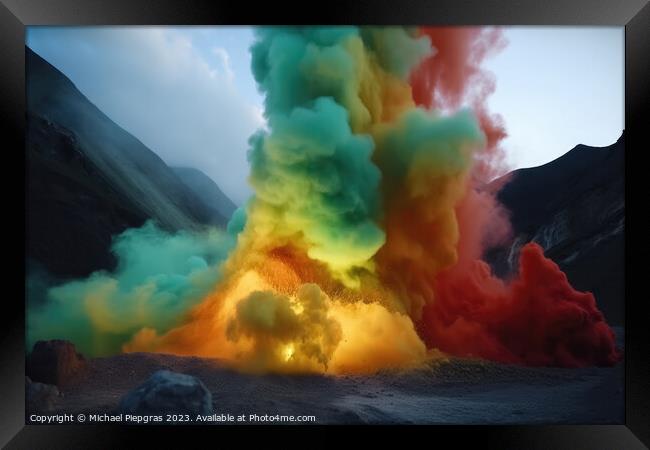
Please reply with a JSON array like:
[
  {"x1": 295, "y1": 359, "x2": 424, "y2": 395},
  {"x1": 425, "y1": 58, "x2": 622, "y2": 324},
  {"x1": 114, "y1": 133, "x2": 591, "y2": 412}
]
[
  {"x1": 421, "y1": 243, "x2": 620, "y2": 367},
  {"x1": 410, "y1": 27, "x2": 620, "y2": 367}
]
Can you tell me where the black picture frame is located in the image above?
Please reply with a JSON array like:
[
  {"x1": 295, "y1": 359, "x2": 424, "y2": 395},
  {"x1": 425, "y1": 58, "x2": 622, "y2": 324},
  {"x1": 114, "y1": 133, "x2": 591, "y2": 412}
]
[{"x1": 2, "y1": 0, "x2": 648, "y2": 447}]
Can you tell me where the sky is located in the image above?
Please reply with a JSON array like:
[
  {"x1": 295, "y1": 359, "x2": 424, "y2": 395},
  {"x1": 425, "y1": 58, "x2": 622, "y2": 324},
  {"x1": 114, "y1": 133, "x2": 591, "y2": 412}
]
[
  {"x1": 26, "y1": 26, "x2": 624, "y2": 205},
  {"x1": 483, "y1": 26, "x2": 624, "y2": 169}
]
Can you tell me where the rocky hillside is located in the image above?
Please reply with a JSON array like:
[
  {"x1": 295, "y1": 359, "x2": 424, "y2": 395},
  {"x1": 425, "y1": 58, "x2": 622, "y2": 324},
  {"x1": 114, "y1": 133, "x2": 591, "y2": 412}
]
[
  {"x1": 487, "y1": 134, "x2": 625, "y2": 325},
  {"x1": 172, "y1": 167, "x2": 237, "y2": 223},
  {"x1": 26, "y1": 47, "x2": 231, "y2": 279}
]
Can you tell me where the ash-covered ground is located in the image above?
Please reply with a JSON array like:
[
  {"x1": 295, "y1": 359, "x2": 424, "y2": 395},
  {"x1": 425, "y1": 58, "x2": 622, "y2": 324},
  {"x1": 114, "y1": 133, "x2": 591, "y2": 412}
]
[{"x1": 38, "y1": 327, "x2": 624, "y2": 425}]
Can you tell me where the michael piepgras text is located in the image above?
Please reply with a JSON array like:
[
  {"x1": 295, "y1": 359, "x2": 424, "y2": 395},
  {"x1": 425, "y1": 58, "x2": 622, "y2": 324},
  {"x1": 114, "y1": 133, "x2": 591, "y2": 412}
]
[{"x1": 29, "y1": 413, "x2": 317, "y2": 424}]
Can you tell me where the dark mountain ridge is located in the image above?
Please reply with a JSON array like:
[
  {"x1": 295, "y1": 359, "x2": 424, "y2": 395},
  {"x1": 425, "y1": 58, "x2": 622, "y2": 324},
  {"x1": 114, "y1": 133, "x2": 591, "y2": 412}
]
[
  {"x1": 487, "y1": 134, "x2": 624, "y2": 325},
  {"x1": 26, "y1": 47, "x2": 231, "y2": 279}
]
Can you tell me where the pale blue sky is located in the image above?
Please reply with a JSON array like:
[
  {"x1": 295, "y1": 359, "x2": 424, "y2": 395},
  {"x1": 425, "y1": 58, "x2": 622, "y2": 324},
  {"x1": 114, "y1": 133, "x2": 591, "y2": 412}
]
[
  {"x1": 26, "y1": 26, "x2": 624, "y2": 204},
  {"x1": 483, "y1": 26, "x2": 624, "y2": 168}
]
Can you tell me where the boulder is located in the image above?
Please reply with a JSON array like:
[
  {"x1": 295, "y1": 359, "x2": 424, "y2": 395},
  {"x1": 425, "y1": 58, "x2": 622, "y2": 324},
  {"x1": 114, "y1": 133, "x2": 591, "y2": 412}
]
[
  {"x1": 26, "y1": 376, "x2": 60, "y2": 412},
  {"x1": 26, "y1": 340, "x2": 86, "y2": 386},
  {"x1": 118, "y1": 370, "x2": 213, "y2": 416}
]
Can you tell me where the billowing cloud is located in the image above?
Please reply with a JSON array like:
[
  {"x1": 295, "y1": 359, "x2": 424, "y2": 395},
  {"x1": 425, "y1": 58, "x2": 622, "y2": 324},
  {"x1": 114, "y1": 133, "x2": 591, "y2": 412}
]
[{"x1": 27, "y1": 221, "x2": 238, "y2": 356}]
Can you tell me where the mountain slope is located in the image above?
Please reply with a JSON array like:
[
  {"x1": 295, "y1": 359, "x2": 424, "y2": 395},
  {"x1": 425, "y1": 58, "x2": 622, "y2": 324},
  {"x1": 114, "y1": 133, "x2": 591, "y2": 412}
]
[
  {"x1": 27, "y1": 114, "x2": 148, "y2": 278},
  {"x1": 487, "y1": 134, "x2": 625, "y2": 324},
  {"x1": 172, "y1": 167, "x2": 237, "y2": 223},
  {"x1": 26, "y1": 47, "x2": 227, "y2": 278}
]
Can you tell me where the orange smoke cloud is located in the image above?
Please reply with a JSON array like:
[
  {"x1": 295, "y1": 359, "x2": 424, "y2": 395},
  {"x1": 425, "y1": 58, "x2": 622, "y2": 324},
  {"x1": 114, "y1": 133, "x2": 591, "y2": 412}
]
[{"x1": 125, "y1": 245, "x2": 428, "y2": 375}]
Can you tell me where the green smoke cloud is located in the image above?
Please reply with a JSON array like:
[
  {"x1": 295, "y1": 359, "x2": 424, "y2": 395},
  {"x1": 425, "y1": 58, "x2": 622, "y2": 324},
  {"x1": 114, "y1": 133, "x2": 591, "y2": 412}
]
[
  {"x1": 245, "y1": 26, "x2": 432, "y2": 286},
  {"x1": 27, "y1": 221, "x2": 238, "y2": 356},
  {"x1": 247, "y1": 96, "x2": 385, "y2": 285},
  {"x1": 376, "y1": 108, "x2": 485, "y2": 196},
  {"x1": 360, "y1": 27, "x2": 432, "y2": 78}
]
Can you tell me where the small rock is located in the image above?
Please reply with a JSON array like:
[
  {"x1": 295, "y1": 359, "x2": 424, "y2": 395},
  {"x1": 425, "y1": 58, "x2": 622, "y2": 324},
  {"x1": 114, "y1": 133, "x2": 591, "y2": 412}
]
[
  {"x1": 118, "y1": 370, "x2": 212, "y2": 416},
  {"x1": 26, "y1": 340, "x2": 86, "y2": 387},
  {"x1": 26, "y1": 376, "x2": 60, "y2": 412}
]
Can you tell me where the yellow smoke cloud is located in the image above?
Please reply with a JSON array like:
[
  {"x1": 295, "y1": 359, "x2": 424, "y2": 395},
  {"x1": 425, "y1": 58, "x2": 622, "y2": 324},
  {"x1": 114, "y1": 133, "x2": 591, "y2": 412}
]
[{"x1": 125, "y1": 252, "x2": 427, "y2": 375}]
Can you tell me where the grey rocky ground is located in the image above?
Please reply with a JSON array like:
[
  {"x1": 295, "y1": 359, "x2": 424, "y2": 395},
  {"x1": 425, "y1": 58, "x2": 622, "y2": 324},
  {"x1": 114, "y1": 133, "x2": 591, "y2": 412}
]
[{"x1": 34, "y1": 327, "x2": 624, "y2": 425}]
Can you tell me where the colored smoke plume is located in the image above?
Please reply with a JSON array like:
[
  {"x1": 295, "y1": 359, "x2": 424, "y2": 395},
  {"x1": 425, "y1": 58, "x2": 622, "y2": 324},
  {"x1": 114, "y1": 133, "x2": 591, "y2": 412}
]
[
  {"x1": 27, "y1": 221, "x2": 237, "y2": 356},
  {"x1": 28, "y1": 26, "x2": 619, "y2": 374},
  {"x1": 421, "y1": 243, "x2": 620, "y2": 367},
  {"x1": 410, "y1": 27, "x2": 508, "y2": 179}
]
